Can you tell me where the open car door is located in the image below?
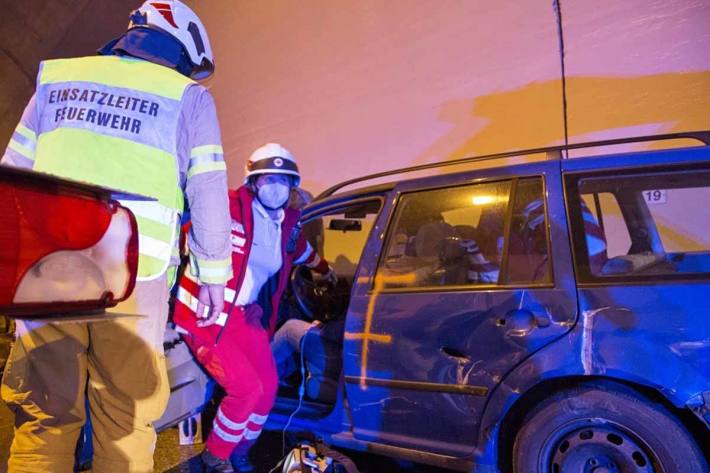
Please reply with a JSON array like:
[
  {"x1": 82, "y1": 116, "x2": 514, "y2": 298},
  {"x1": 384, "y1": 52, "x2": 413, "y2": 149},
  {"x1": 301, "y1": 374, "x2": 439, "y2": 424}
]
[{"x1": 0, "y1": 165, "x2": 140, "y2": 319}]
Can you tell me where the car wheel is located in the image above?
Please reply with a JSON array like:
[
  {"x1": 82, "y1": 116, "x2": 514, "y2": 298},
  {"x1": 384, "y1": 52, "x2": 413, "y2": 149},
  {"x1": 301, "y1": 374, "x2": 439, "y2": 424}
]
[{"x1": 512, "y1": 382, "x2": 708, "y2": 473}]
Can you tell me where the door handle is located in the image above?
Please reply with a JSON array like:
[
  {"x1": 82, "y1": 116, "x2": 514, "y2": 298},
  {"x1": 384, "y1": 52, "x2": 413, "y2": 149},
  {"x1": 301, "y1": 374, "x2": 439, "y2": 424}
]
[
  {"x1": 502, "y1": 309, "x2": 534, "y2": 335},
  {"x1": 497, "y1": 309, "x2": 550, "y2": 335}
]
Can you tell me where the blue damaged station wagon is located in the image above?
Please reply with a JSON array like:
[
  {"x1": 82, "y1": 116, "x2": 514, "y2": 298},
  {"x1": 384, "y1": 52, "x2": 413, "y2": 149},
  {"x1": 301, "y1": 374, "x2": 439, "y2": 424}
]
[{"x1": 263, "y1": 132, "x2": 710, "y2": 473}]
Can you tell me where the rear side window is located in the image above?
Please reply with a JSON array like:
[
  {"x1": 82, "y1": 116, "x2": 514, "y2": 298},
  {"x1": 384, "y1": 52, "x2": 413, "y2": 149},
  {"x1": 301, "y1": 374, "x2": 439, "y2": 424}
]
[
  {"x1": 567, "y1": 166, "x2": 710, "y2": 281},
  {"x1": 375, "y1": 177, "x2": 551, "y2": 290}
]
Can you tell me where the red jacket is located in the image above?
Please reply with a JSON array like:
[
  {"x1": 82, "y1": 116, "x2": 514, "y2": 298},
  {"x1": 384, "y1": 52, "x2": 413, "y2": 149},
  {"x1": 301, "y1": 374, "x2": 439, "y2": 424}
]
[{"x1": 174, "y1": 185, "x2": 328, "y2": 336}]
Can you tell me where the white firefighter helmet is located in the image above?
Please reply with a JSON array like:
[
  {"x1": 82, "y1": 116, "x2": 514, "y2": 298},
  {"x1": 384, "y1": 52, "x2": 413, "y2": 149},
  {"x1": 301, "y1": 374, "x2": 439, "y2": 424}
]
[
  {"x1": 129, "y1": 0, "x2": 214, "y2": 79},
  {"x1": 245, "y1": 143, "x2": 301, "y2": 186}
]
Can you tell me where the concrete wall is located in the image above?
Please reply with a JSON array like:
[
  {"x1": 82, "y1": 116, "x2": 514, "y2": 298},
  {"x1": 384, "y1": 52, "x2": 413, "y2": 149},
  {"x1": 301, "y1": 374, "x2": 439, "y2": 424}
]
[
  {"x1": 191, "y1": 0, "x2": 710, "y2": 192},
  {"x1": 2, "y1": 0, "x2": 709, "y2": 193},
  {"x1": 0, "y1": 1, "x2": 142, "y2": 149}
]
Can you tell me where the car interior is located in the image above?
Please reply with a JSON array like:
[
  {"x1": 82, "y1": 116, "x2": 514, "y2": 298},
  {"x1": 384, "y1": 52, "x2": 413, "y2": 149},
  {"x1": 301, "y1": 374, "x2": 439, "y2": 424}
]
[
  {"x1": 577, "y1": 168, "x2": 710, "y2": 277},
  {"x1": 379, "y1": 177, "x2": 551, "y2": 288},
  {"x1": 275, "y1": 200, "x2": 382, "y2": 405}
]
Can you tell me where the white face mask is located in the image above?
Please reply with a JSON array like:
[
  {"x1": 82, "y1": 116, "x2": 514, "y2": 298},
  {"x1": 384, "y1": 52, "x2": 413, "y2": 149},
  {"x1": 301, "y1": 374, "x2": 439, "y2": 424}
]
[{"x1": 257, "y1": 182, "x2": 290, "y2": 209}]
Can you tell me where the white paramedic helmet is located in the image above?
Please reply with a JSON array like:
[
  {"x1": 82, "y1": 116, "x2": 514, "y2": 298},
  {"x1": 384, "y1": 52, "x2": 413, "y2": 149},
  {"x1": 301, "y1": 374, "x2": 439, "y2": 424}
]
[
  {"x1": 245, "y1": 143, "x2": 301, "y2": 186},
  {"x1": 129, "y1": 0, "x2": 215, "y2": 79}
]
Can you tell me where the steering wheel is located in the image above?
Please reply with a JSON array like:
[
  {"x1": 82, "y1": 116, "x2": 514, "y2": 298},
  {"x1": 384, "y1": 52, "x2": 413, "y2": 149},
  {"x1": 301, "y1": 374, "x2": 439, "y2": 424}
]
[{"x1": 290, "y1": 265, "x2": 341, "y2": 322}]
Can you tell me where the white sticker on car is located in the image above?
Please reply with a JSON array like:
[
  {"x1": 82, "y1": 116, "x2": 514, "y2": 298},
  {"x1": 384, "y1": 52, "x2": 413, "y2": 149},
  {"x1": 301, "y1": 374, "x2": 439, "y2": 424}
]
[{"x1": 643, "y1": 189, "x2": 666, "y2": 204}]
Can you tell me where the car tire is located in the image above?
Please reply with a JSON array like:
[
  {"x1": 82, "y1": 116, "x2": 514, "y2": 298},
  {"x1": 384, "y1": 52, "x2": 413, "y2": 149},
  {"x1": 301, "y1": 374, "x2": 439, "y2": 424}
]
[{"x1": 512, "y1": 381, "x2": 708, "y2": 473}]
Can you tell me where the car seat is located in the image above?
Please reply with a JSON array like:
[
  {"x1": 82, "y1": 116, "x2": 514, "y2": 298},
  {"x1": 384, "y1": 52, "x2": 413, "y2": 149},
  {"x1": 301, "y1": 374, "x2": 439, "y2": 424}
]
[
  {"x1": 414, "y1": 220, "x2": 455, "y2": 258},
  {"x1": 412, "y1": 220, "x2": 468, "y2": 284}
]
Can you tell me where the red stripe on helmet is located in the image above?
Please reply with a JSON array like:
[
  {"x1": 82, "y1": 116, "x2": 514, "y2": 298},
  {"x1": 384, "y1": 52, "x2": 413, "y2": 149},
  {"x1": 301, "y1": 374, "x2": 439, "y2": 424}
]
[{"x1": 151, "y1": 2, "x2": 179, "y2": 28}]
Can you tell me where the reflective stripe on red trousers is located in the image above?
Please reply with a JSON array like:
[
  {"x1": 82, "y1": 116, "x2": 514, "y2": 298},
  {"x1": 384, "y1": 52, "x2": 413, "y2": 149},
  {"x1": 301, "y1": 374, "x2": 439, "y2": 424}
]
[{"x1": 179, "y1": 303, "x2": 278, "y2": 459}]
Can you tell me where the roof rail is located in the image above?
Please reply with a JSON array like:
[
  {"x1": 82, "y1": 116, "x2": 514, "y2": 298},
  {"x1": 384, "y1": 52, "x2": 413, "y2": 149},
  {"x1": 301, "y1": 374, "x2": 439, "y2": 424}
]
[{"x1": 318, "y1": 130, "x2": 710, "y2": 199}]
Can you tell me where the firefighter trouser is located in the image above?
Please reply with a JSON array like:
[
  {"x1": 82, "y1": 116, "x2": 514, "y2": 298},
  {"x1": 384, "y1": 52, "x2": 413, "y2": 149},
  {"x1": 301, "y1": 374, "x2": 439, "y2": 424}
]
[
  {"x1": 180, "y1": 304, "x2": 278, "y2": 460},
  {"x1": 1, "y1": 275, "x2": 171, "y2": 473}
]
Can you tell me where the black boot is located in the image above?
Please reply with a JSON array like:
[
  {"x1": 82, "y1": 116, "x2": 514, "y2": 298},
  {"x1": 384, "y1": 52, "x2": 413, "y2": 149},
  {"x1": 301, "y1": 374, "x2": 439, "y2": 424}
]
[
  {"x1": 231, "y1": 453, "x2": 256, "y2": 472},
  {"x1": 201, "y1": 449, "x2": 235, "y2": 473}
]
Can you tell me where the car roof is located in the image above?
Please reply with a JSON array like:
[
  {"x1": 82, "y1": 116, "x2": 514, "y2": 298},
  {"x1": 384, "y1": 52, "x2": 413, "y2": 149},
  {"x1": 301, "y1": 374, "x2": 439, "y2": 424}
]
[
  {"x1": 309, "y1": 132, "x2": 710, "y2": 210},
  {"x1": 561, "y1": 145, "x2": 710, "y2": 173},
  {"x1": 305, "y1": 183, "x2": 394, "y2": 215}
]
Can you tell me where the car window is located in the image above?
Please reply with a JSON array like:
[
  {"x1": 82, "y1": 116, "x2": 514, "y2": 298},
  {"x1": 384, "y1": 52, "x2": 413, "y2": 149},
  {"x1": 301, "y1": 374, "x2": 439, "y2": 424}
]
[
  {"x1": 375, "y1": 177, "x2": 550, "y2": 290},
  {"x1": 646, "y1": 187, "x2": 710, "y2": 253},
  {"x1": 572, "y1": 167, "x2": 710, "y2": 280},
  {"x1": 305, "y1": 200, "x2": 382, "y2": 280},
  {"x1": 581, "y1": 193, "x2": 630, "y2": 259},
  {"x1": 503, "y1": 177, "x2": 552, "y2": 284}
]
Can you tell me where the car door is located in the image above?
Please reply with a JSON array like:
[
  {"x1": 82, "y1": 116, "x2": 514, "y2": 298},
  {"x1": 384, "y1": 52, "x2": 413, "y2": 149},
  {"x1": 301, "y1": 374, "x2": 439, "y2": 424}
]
[
  {"x1": 563, "y1": 153, "x2": 710, "y2": 405},
  {"x1": 342, "y1": 162, "x2": 578, "y2": 457}
]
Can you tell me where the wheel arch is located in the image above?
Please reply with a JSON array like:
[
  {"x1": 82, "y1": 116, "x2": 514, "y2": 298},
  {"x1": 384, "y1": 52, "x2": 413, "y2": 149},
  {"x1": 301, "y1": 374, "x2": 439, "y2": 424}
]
[{"x1": 492, "y1": 376, "x2": 710, "y2": 472}]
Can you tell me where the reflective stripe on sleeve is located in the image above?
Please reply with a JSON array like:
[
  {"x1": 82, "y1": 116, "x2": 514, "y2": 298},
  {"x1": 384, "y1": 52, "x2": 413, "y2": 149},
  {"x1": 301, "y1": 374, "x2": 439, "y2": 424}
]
[
  {"x1": 2, "y1": 149, "x2": 35, "y2": 168},
  {"x1": 187, "y1": 161, "x2": 226, "y2": 178},
  {"x1": 191, "y1": 255, "x2": 232, "y2": 284},
  {"x1": 182, "y1": 267, "x2": 237, "y2": 303},
  {"x1": 191, "y1": 144, "x2": 223, "y2": 157},
  {"x1": 11, "y1": 124, "x2": 37, "y2": 158},
  {"x1": 305, "y1": 251, "x2": 322, "y2": 269},
  {"x1": 11, "y1": 132, "x2": 36, "y2": 154},
  {"x1": 15, "y1": 123, "x2": 37, "y2": 143},
  {"x1": 188, "y1": 144, "x2": 225, "y2": 178},
  {"x1": 293, "y1": 243, "x2": 314, "y2": 265},
  {"x1": 8, "y1": 139, "x2": 35, "y2": 162}
]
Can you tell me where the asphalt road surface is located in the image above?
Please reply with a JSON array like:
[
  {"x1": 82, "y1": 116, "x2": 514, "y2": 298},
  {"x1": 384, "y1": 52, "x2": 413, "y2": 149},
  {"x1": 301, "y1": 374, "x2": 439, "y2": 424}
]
[
  {"x1": 151, "y1": 428, "x2": 453, "y2": 473},
  {"x1": 0, "y1": 324, "x2": 452, "y2": 473},
  {"x1": 0, "y1": 407, "x2": 452, "y2": 473}
]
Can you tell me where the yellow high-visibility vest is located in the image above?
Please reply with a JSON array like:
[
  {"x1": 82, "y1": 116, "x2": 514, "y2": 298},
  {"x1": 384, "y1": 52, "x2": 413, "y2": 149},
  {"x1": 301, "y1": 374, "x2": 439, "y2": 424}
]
[{"x1": 33, "y1": 55, "x2": 194, "y2": 280}]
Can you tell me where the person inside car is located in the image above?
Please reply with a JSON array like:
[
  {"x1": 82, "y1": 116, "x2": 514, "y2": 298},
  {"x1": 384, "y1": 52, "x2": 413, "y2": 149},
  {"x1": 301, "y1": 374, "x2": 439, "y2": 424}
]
[{"x1": 381, "y1": 214, "x2": 501, "y2": 286}]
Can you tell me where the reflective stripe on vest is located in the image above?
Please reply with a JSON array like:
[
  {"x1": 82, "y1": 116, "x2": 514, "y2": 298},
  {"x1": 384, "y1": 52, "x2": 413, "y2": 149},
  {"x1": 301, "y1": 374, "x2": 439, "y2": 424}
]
[{"x1": 32, "y1": 56, "x2": 194, "y2": 280}]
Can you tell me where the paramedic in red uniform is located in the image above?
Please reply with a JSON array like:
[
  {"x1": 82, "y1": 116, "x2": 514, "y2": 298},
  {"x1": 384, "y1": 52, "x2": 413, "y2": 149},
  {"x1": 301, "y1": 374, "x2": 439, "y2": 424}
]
[{"x1": 172, "y1": 143, "x2": 335, "y2": 473}]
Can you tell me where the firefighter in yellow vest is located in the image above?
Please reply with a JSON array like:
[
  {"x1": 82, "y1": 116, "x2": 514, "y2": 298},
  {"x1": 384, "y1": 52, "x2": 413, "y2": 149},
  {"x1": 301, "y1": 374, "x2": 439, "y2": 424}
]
[{"x1": 0, "y1": 1, "x2": 232, "y2": 471}]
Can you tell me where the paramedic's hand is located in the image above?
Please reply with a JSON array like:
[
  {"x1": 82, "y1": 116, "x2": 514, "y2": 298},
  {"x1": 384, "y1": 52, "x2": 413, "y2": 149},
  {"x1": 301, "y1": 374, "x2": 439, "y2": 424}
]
[
  {"x1": 196, "y1": 284, "x2": 225, "y2": 327},
  {"x1": 323, "y1": 266, "x2": 338, "y2": 286}
]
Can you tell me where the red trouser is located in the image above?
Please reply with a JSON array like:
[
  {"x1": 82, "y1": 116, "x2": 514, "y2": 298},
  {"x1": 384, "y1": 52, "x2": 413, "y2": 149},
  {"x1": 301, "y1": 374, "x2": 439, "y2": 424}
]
[{"x1": 179, "y1": 304, "x2": 278, "y2": 459}]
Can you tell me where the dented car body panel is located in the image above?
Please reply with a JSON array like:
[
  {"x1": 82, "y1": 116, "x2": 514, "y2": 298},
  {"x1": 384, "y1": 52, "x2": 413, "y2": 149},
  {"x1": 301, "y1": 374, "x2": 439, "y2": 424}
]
[{"x1": 341, "y1": 161, "x2": 579, "y2": 458}]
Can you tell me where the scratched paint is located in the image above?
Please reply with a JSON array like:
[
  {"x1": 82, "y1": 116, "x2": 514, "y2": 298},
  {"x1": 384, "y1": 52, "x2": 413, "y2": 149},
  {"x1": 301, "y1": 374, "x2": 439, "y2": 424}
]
[{"x1": 343, "y1": 273, "x2": 412, "y2": 386}]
